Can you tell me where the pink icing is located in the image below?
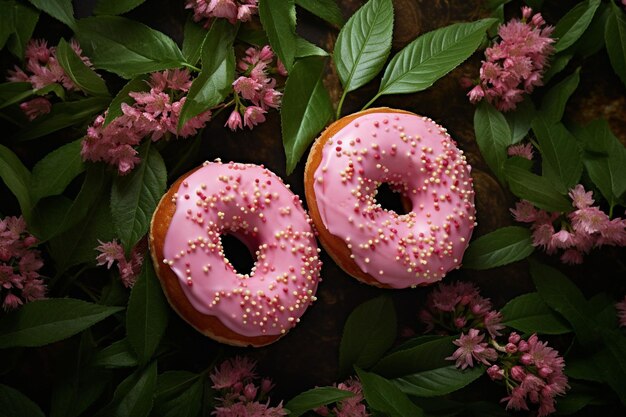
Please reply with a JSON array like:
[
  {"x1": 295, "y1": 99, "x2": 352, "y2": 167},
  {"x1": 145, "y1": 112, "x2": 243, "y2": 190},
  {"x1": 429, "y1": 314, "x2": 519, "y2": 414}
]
[
  {"x1": 162, "y1": 161, "x2": 321, "y2": 337},
  {"x1": 313, "y1": 112, "x2": 476, "y2": 288}
]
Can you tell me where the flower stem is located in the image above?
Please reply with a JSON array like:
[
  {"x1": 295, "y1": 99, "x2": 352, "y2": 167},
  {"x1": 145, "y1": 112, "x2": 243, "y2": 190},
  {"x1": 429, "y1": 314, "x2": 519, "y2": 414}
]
[
  {"x1": 362, "y1": 92, "x2": 381, "y2": 112},
  {"x1": 336, "y1": 88, "x2": 348, "y2": 120},
  {"x1": 182, "y1": 62, "x2": 202, "y2": 72}
]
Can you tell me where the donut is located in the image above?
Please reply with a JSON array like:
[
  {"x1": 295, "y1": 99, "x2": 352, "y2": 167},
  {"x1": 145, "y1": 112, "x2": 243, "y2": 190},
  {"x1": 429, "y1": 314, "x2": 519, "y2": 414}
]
[
  {"x1": 304, "y1": 108, "x2": 476, "y2": 289},
  {"x1": 150, "y1": 161, "x2": 322, "y2": 347}
]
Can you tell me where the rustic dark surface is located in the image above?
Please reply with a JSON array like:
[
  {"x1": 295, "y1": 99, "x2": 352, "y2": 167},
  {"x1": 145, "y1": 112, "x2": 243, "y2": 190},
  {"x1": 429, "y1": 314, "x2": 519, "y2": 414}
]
[{"x1": 1, "y1": 0, "x2": 626, "y2": 415}]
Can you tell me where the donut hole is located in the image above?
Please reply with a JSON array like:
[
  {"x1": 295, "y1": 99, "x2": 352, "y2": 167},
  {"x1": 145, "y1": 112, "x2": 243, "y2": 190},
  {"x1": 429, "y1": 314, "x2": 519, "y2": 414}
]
[
  {"x1": 220, "y1": 234, "x2": 256, "y2": 275},
  {"x1": 375, "y1": 182, "x2": 412, "y2": 215}
]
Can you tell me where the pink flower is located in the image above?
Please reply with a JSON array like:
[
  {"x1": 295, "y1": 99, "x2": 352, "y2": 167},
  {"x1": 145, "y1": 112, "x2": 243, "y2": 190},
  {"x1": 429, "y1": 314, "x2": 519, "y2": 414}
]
[
  {"x1": 210, "y1": 356, "x2": 257, "y2": 390},
  {"x1": 507, "y1": 143, "x2": 534, "y2": 160},
  {"x1": 233, "y1": 76, "x2": 262, "y2": 102},
  {"x1": 510, "y1": 200, "x2": 541, "y2": 223},
  {"x1": 560, "y1": 248, "x2": 583, "y2": 265},
  {"x1": 96, "y1": 240, "x2": 125, "y2": 269},
  {"x1": 447, "y1": 329, "x2": 498, "y2": 370},
  {"x1": 570, "y1": 207, "x2": 609, "y2": 234},
  {"x1": 487, "y1": 364, "x2": 504, "y2": 380},
  {"x1": 243, "y1": 106, "x2": 266, "y2": 129},
  {"x1": 532, "y1": 222, "x2": 555, "y2": 250},
  {"x1": 469, "y1": 8, "x2": 554, "y2": 111},
  {"x1": 0, "y1": 216, "x2": 45, "y2": 310},
  {"x1": 549, "y1": 230, "x2": 575, "y2": 249},
  {"x1": 467, "y1": 85, "x2": 484, "y2": 103},
  {"x1": 617, "y1": 296, "x2": 626, "y2": 327},
  {"x1": 149, "y1": 68, "x2": 193, "y2": 92},
  {"x1": 186, "y1": 0, "x2": 258, "y2": 26},
  {"x1": 330, "y1": 378, "x2": 369, "y2": 417},
  {"x1": 19, "y1": 97, "x2": 52, "y2": 121},
  {"x1": 597, "y1": 218, "x2": 626, "y2": 246},
  {"x1": 568, "y1": 184, "x2": 594, "y2": 209},
  {"x1": 95, "y1": 238, "x2": 145, "y2": 287},
  {"x1": 483, "y1": 310, "x2": 505, "y2": 337},
  {"x1": 226, "y1": 110, "x2": 243, "y2": 131}
]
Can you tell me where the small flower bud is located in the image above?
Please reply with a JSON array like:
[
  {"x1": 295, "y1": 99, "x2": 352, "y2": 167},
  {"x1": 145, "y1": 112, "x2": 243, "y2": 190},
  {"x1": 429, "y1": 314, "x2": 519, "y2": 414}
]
[{"x1": 511, "y1": 365, "x2": 526, "y2": 382}]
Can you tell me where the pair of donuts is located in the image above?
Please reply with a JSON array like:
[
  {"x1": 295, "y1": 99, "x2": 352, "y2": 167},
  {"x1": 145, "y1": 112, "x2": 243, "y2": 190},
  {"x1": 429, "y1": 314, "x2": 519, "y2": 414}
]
[{"x1": 149, "y1": 108, "x2": 476, "y2": 346}]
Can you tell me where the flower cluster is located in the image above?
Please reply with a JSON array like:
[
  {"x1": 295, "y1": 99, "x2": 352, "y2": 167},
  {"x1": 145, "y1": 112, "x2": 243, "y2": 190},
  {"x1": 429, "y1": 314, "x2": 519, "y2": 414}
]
[
  {"x1": 81, "y1": 69, "x2": 211, "y2": 175},
  {"x1": 0, "y1": 216, "x2": 45, "y2": 310},
  {"x1": 7, "y1": 39, "x2": 93, "y2": 120},
  {"x1": 507, "y1": 142, "x2": 534, "y2": 160},
  {"x1": 227, "y1": 45, "x2": 286, "y2": 131},
  {"x1": 617, "y1": 296, "x2": 626, "y2": 328},
  {"x1": 420, "y1": 282, "x2": 568, "y2": 417},
  {"x1": 210, "y1": 356, "x2": 287, "y2": 417},
  {"x1": 468, "y1": 7, "x2": 555, "y2": 111},
  {"x1": 419, "y1": 281, "x2": 505, "y2": 338},
  {"x1": 95, "y1": 239, "x2": 146, "y2": 288},
  {"x1": 488, "y1": 333, "x2": 568, "y2": 417},
  {"x1": 314, "y1": 378, "x2": 369, "y2": 417},
  {"x1": 511, "y1": 185, "x2": 626, "y2": 264},
  {"x1": 186, "y1": 0, "x2": 258, "y2": 26}
]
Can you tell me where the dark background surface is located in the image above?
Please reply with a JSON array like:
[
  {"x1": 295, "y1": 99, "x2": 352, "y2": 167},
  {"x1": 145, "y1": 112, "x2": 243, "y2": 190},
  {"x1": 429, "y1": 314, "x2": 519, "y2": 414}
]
[{"x1": 1, "y1": 0, "x2": 626, "y2": 415}]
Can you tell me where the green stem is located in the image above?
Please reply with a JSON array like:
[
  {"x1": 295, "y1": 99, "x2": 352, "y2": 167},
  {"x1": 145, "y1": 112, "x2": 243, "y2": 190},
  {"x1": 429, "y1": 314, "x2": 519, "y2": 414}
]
[
  {"x1": 362, "y1": 92, "x2": 382, "y2": 111},
  {"x1": 182, "y1": 62, "x2": 202, "y2": 72},
  {"x1": 212, "y1": 99, "x2": 235, "y2": 119},
  {"x1": 609, "y1": 203, "x2": 615, "y2": 219},
  {"x1": 336, "y1": 88, "x2": 348, "y2": 120}
]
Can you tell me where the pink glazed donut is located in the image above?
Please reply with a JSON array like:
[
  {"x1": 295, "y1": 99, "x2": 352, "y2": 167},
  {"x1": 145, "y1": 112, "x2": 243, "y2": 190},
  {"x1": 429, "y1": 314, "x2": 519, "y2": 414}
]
[
  {"x1": 150, "y1": 161, "x2": 321, "y2": 347},
  {"x1": 304, "y1": 108, "x2": 476, "y2": 289}
]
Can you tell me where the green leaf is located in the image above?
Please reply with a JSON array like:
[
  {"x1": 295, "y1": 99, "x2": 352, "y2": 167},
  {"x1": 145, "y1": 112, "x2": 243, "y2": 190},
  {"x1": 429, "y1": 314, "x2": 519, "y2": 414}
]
[
  {"x1": 29, "y1": 195, "x2": 73, "y2": 241},
  {"x1": 5, "y1": 2, "x2": 39, "y2": 60},
  {"x1": 43, "y1": 166, "x2": 105, "y2": 241},
  {"x1": 15, "y1": 97, "x2": 110, "y2": 141},
  {"x1": 463, "y1": 226, "x2": 534, "y2": 270},
  {"x1": 182, "y1": 18, "x2": 206, "y2": 66},
  {"x1": 96, "y1": 361, "x2": 157, "y2": 417},
  {"x1": 530, "y1": 260, "x2": 597, "y2": 348},
  {"x1": 593, "y1": 329, "x2": 626, "y2": 405},
  {"x1": 30, "y1": 139, "x2": 86, "y2": 203},
  {"x1": 259, "y1": 0, "x2": 297, "y2": 71},
  {"x1": 75, "y1": 16, "x2": 185, "y2": 79},
  {"x1": 574, "y1": 119, "x2": 626, "y2": 204},
  {"x1": 296, "y1": 37, "x2": 329, "y2": 58},
  {"x1": 282, "y1": 56, "x2": 333, "y2": 175},
  {"x1": 542, "y1": 53, "x2": 573, "y2": 84},
  {"x1": 606, "y1": 2, "x2": 626, "y2": 88},
  {"x1": 373, "y1": 336, "x2": 456, "y2": 378},
  {"x1": 554, "y1": 381, "x2": 605, "y2": 415},
  {"x1": 339, "y1": 296, "x2": 397, "y2": 376},
  {"x1": 377, "y1": 18, "x2": 496, "y2": 96},
  {"x1": 152, "y1": 377, "x2": 203, "y2": 417},
  {"x1": 540, "y1": 68, "x2": 580, "y2": 123},
  {"x1": 357, "y1": 368, "x2": 424, "y2": 417},
  {"x1": 504, "y1": 163, "x2": 572, "y2": 212},
  {"x1": 111, "y1": 141, "x2": 167, "y2": 253},
  {"x1": 94, "y1": 0, "x2": 146, "y2": 15},
  {"x1": 27, "y1": 0, "x2": 75, "y2": 29},
  {"x1": 295, "y1": 0, "x2": 344, "y2": 27},
  {"x1": 178, "y1": 19, "x2": 237, "y2": 131},
  {"x1": 0, "y1": 1, "x2": 14, "y2": 50},
  {"x1": 553, "y1": 0, "x2": 600, "y2": 53},
  {"x1": 473, "y1": 101, "x2": 511, "y2": 183},
  {"x1": 0, "y1": 384, "x2": 45, "y2": 417},
  {"x1": 50, "y1": 333, "x2": 110, "y2": 417},
  {"x1": 0, "y1": 299, "x2": 123, "y2": 348},
  {"x1": 575, "y1": 2, "x2": 610, "y2": 58},
  {"x1": 0, "y1": 144, "x2": 32, "y2": 223},
  {"x1": 0, "y1": 82, "x2": 34, "y2": 110},
  {"x1": 505, "y1": 98, "x2": 535, "y2": 144},
  {"x1": 126, "y1": 261, "x2": 170, "y2": 365},
  {"x1": 392, "y1": 365, "x2": 485, "y2": 397},
  {"x1": 104, "y1": 75, "x2": 149, "y2": 127},
  {"x1": 93, "y1": 339, "x2": 138, "y2": 368},
  {"x1": 55, "y1": 39, "x2": 109, "y2": 97},
  {"x1": 48, "y1": 192, "x2": 115, "y2": 272},
  {"x1": 565, "y1": 357, "x2": 604, "y2": 383},
  {"x1": 532, "y1": 117, "x2": 583, "y2": 193},
  {"x1": 334, "y1": 0, "x2": 393, "y2": 93},
  {"x1": 154, "y1": 371, "x2": 201, "y2": 404},
  {"x1": 285, "y1": 387, "x2": 354, "y2": 417},
  {"x1": 501, "y1": 292, "x2": 572, "y2": 335}
]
